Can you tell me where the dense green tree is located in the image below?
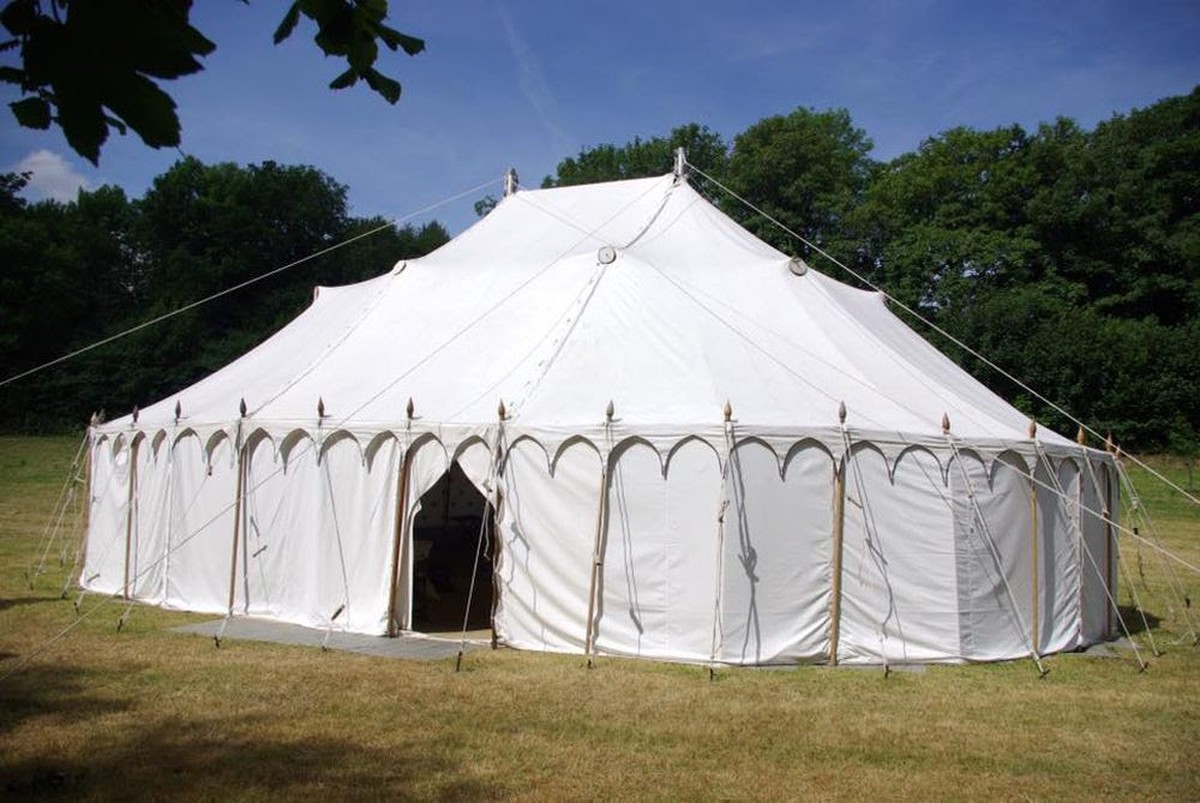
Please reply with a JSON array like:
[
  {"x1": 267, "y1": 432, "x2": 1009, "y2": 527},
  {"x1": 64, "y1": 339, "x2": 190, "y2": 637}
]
[
  {"x1": 0, "y1": 158, "x2": 448, "y2": 429},
  {"x1": 543, "y1": 123, "x2": 729, "y2": 188},
  {"x1": 722, "y1": 107, "x2": 875, "y2": 263},
  {"x1": 0, "y1": 0, "x2": 425, "y2": 163}
]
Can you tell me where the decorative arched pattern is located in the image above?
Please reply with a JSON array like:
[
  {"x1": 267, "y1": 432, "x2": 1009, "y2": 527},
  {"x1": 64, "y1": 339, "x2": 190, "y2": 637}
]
[
  {"x1": 130, "y1": 429, "x2": 174, "y2": 603},
  {"x1": 1079, "y1": 454, "x2": 1111, "y2": 642},
  {"x1": 81, "y1": 432, "x2": 130, "y2": 596},
  {"x1": 839, "y1": 446, "x2": 958, "y2": 664},
  {"x1": 950, "y1": 449, "x2": 1035, "y2": 661},
  {"x1": 163, "y1": 430, "x2": 236, "y2": 614},
  {"x1": 1035, "y1": 454, "x2": 1082, "y2": 653},
  {"x1": 494, "y1": 437, "x2": 599, "y2": 653},
  {"x1": 721, "y1": 439, "x2": 833, "y2": 664},
  {"x1": 79, "y1": 418, "x2": 1119, "y2": 663},
  {"x1": 590, "y1": 438, "x2": 722, "y2": 661}
]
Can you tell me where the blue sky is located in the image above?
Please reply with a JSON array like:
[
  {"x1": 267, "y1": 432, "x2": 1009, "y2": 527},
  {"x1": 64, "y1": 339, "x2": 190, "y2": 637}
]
[{"x1": 2, "y1": 0, "x2": 1197, "y2": 234}]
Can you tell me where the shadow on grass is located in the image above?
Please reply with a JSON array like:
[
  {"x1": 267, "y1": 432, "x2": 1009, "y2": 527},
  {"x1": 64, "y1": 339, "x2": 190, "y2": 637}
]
[
  {"x1": 0, "y1": 662, "x2": 498, "y2": 800},
  {"x1": 0, "y1": 595, "x2": 65, "y2": 613},
  {"x1": 1118, "y1": 605, "x2": 1161, "y2": 636}
]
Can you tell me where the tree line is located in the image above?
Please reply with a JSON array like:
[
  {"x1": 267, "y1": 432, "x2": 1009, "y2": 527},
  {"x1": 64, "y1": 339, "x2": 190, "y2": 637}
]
[
  {"x1": 1, "y1": 88, "x2": 1196, "y2": 452},
  {"x1": 544, "y1": 91, "x2": 1199, "y2": 453},
  {"x1": 0, "y1": 157, "x2": 448, "y2": 431}
]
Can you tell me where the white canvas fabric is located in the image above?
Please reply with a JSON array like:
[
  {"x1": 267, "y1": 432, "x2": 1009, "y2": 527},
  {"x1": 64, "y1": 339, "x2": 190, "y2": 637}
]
[{"x1": 83, "y1": 171, "x2": 1119, "y2": 665}]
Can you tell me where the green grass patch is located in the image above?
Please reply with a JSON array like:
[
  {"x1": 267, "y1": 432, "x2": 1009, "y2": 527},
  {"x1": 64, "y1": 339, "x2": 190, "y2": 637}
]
[{"x1": 1, "y1": 436, "x2": 1198, "y2": 800}]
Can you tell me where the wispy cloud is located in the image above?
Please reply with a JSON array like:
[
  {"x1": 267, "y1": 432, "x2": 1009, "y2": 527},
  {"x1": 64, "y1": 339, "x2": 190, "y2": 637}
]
[
  {"x1": 496, "y1": 2, "x2": 570, "y2": 152},
  {"x1": 11, "y1": 149, "x2": 90, "y2": 202}
]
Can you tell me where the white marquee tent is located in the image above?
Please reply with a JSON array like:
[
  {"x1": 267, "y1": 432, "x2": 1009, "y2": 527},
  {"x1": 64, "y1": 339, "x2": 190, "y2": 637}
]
[{"x1": 82, "y1": 167, "x2": 1119, "y2": 666}]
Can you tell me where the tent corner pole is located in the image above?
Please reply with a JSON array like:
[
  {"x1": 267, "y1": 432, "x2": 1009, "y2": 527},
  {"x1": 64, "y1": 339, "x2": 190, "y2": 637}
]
[
  {"x1": 225, "y1": 435, "x2": 248, "y2": 617},
  {"x1": 583, "y1": 463, "x2": 610, "y2": 669},
  {"x1": 122, "y1": 434, "x2": 141, "y2": 601},
  {"x1": 1030, "y1": 465, "x2": 1040, "y2": 653},
  {"x1": 828, "y1": 456, "x2": 847, "y2": 666},
  {"x1": 386, "y1": 448, "x2": 415, "y2": 638}
]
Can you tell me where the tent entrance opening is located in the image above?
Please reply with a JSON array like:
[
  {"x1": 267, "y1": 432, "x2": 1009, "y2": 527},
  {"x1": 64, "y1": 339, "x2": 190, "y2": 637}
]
[{"x1": 411, "y1": 462, "x2": 494, "y2": 633}]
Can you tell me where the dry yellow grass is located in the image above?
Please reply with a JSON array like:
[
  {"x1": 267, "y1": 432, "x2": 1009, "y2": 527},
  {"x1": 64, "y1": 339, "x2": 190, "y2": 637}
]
[{"x1": 1, "y1": 435, "x2": 1198, "y2": 800}]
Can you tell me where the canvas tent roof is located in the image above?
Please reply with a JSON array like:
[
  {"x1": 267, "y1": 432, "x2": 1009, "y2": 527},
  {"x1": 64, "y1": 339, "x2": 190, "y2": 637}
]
[{"x1": 109, "y1": 171, "x2": 1071, "y2": 454}]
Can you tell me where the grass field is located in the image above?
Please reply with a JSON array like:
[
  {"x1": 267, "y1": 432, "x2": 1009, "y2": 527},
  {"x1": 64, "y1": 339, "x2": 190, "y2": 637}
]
[{"x1": 1, "y1": 435, "x2": 1198, "y2": 800}]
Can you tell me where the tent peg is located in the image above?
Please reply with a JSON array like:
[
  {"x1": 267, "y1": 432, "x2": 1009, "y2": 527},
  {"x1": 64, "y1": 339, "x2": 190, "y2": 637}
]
[
  {"x1": 1076, "y1": 426, "x2": 1086, "y2": 446},
  {"x1": 1027, "y1": 419, "x2": 1037, "y2": 440},
  {"x1": 605, "y1": 399, "x2": 614, "y2": 423},
  {"x1": 723, "y1": 400, "x2": 733, "y2": 423},
  {"x1": 941, "y1": 412, "x2": 951, "y2": 435},
  {"x1": 838, "y1": 400, "x2": 847, "y2": 426},
  {"x1": 239, "y1": 398, "x2": 247, "y2": 418},
  {"x1": 406, "y1": 397, "x2": 415, "y2": 421}
]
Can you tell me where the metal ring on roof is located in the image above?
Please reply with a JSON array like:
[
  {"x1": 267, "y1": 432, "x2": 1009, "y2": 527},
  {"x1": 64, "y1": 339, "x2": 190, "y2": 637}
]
[{"x1": 598, "y1": 245, "x2": 617, "y2": 264}]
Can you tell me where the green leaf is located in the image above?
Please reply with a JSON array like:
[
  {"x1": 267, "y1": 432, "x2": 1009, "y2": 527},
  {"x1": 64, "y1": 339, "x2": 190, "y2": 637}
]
[
  {"x1": 363, "y1": 68, "x2": 400, "y2": 104},
  {"x1": 328, "y1": 68, "x2": 357, "y2": 90},
  {"x1": 102, "y1": 71, "x2": 181, "y2": 149},
  {"x1": 0, "y1": 65, "x2": 25, "y2": 85},
  {"x1": 54, "y1": 88, "x2": 108, "y2": 165},
  {"x1": 0, "y1": 0, "x2": 37, "y2": 36},
  {"x1": 273, "y1": 3, "x2": 302, "y2": 45},
  {"x1": 10, "y1": 96, "x2": 50, "y2": 128},
  {"x1": 386, "y1": 28, "x2": 425, "y2": 56}
]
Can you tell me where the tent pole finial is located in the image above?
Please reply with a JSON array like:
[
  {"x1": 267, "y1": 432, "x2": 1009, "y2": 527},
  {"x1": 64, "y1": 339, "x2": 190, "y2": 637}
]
[
  {"x1": 406, "y1": 397, "x2": 415, "y2": 421},
  {"x1": 174, "y1": 400, "x2": 182, "y2": 424},
  {"x1": 498, "y1": 399, "x2": 507, "y2": 421},
  {"x1": 131, "y1": 405, "x2": 139, "y2": 425},
  {"x1": 1027, "y1": 419, "x2": 1037, "y2": 440},
  {"x1": 1105, "y1": 432, "x2": 1115, "y2": 453},
  {"x1": 1076, "y1": 426, "x2": 1086, "y2": 446},
  {"x1": 837, "y1": 400, "x2": 847, "y2": 426},
  {"x1": 318, "y1": 397, "x2": 326, "y2": 420},
  {"x1": 941, "y1": 412, "x2": 951, "y2": 435},
  {"x1": 673, "y1": 147, "x2": 687, "y2": 182},
  {"x1": 504, "y1": 168, "x2": 518, "y2": 197},
  {"x1": 723, "y1": 400, "x2": 733, "y2": 423},
  {"x1": 239, "y1": 398, "x2": 247, "y2": 418},
  {"x1": 605, "y1": 399, "x2": 614, "y2": 423}
]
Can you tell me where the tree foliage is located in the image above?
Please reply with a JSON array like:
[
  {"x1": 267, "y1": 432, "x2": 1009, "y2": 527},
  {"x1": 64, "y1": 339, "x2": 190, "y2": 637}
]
[
  {"x1": 0, "y1": 0, "x2": 424, "y2": 164},
  {"x1": 0, "y1": 158, "x2": 447, "y2": 429},
  {"x1": 539, "y1": 92, "x2": 1198, "y2": 450},
  {"x1": 2, "y1": 89, "x2": 1198, "y2": 451}
]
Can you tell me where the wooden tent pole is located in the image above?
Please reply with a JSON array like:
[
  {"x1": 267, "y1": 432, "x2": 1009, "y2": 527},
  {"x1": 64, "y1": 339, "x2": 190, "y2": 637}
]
[
  {"x1": 489, "y1": 489, "x2": 503, "y2": 650},
  {"x1": 583, "y1": 462, "x2": 610, "y2": 669},
  {"x1": 226, "y1": 421, "x2": 247, "y2": 616},
  {"x1": 584, "y1": 403, "x2": 615, "y2": 669},
  {"x1": 122, "y1": 433, "x2": 141, "y2": 601},
  {"x1": 386, "y1": 448, "x2": 415, "y2": 637},
  {"x1": 1029, "y1": 421, "x2": 1040, "y2": 652},
  {"x1": 828, "y1": 457, "x2": 846, "y2": 666},
  {"x1": 827, "y1": 402, "x2": 849, "y2": 666},
  {"x1": 1103, "y1": 436, "x2": 1115, "y2": 637}
]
